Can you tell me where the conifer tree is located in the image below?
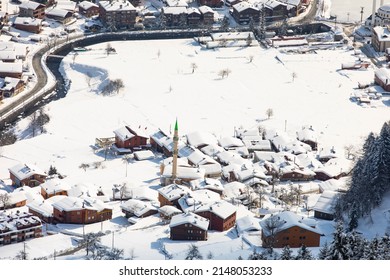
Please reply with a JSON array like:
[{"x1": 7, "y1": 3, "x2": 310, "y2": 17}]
[
  {"x1": 295, "y1": 244, "x2": 313, "y2": 260},
  {"x1": 279, "y1": 245, "x2": 294, "y2": 260}
]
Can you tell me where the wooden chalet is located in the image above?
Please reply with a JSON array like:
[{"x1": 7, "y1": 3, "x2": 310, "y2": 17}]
[
  {"x1": 113, "y1": 125, "x2": 149, "y2": 150},
  {"x1": 374, "y1": 68, "x2": 390, "y2": 92},
  {"x1": 40, "y1": 178, "x2": 70, "y2": 199},
  {"x1": 197, "y1": 0, "x2": 223, "y2": 8},
  {"x1": 0, "y1": 212, "x2": 42, "y2": 245},
  {"x1": 296, "y1": 127, "x2": 318, "y2": 151},
  {"x1": 52, "y1": 197, "x2": 112, "y2": 224},
  {"x1": 0, "y1": 62, "x2": 23, "y2": 79},
  {"x1": 260, "y1": 211, "x2": 321, "y2": 248},
  {"x1": 194, "y1": 200, "x2": 237, "y2": 231},
  {"x1": 159, "y1": 205, "x2": 182, "y2": 222},
  {"x1": 45, "y1": 8, "x2": 74, "y2": 24},
  {"x1": 150, "y1": 129, "x2": 169, "y2": 153},
  {"x1": 187, "y1": 7, "x2": 201, "y2": 26},
  {"x1": 161, "y1": 6, "x2": 188, "y2": 27},
  {"x1": 9, "y1": 163, "x2": 47, "y2": 188},
  {"x1": 170, "y1": 212, "x2": 209, "y2": 240},
  {"x1": 99, "y1": 0, "x2": 137, "y2": 30},
  {"x1": 0, "y1": 191, "x2": 27, "y2": 210},
  {"x1": 313, "y1": 191, "x2": 340, "y2": 221},
  {"x1": 78, "y1": 1, "x2": 100, "y2": 18},
  {"x1": 19, "y1": 1, "x2": 46, "y2": 19},
  {"x1": 14, "y1": 16, "x2": 42, "y2": 34},
  {"x1": 0, "y1": 77, "x2": 25, "y2": 98},
  {"x1": 232, "y1": 2, "x2": 260, "y2": 24},
  {"x1": 198, "y1": 5, "x2": 214, "y2": 25},
  {"x1": 120, "y1": 199, "x2": 158, "y2": 218},
  {"x1": 157, "y1": 184, "x2": 191, "y2": 208}
]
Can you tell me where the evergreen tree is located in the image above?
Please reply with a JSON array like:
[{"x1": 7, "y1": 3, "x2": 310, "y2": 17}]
[
  {"x1": 279, "y1": 245, "x2": 294, "y2": 260},
  {"x1": 48, "y1": 165, "x2": 57, "y2": 175},
  {"x1": 328, "y1": 222, "x2": 349, "y2": 260},
  {"x1": 317, "y1": 241, "x2": 330, "y2": 260},
  {"x1": 348, "y1": 203, "x2": 359, "y2": 231},
  {"x1": 220, "y1": 16, "x2": 230, "y2": 32},
  {"x1": 258, "y1": 4, "x2": 266, "y2": 40},
  {"x1": 248, "y1": 249, "x2": 267, "y2": 260},
  {"x1": 185, "y1": 244, "x2": 203, "y2": 260},
  {"x1": 295, "y1": 244, "x2": 313, "y2": 260}
]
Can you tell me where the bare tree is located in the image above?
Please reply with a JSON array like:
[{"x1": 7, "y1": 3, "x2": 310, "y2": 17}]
[
  {"x1": 105, "y1": 43, "x2": 114, "y2": 56},
  {"x1": 36, "y1": 108, "x2": 50, "y2": 134},
  {"x1": 191, "y1": 62, "x2": 198, "y2": 73},
  {"x1": 262, "y1": 215, "x2": 284, "y2": 249},
  {"x1": 72, "y1": 52, "x2": 78, "y2": 64},
  {"x1": 292, "y1": 72, "x2": 297, "y2": 82},
  {"x1": 85, "y1": 71, "x2": 93, "y2": 89},
  {"x1": 246, "y1": 34, "x2": 253, "y2": 46},
  {"x1": 113, "y1": 79, "x2": 124, "y2": 94},
  {"x1": 157, "y1": 49, "x2": 161, "y2": 58},
  {"x1": 122, "y1": 154, "x2": 132, "y2": 177},
  {"x1": 344, "y1": 144, "x2": 356, "y2": 160},
  {"x1": 0, "y1": 129, "x2": 17, "y2": 146},
  {"x1": 101, "y1": 79, "x2": 124, "y2": 96},
  {"x1": 248, "y1": 55, "x2": 254, "y2": 63},
  {"x1": 0, "y1": 193, "x2": 10, "y2": 210},
  {"x1": 218, "y1": 68, "x2": 232, "y2": 79},
  {"x1": 119, "y1": 182, "x2": 131, "y2": 202},
  {"x1": 79, "y1": 163, "x2": 89, "y2": 172},
  {"x1": 28, "y1": 111, "x2": 39, "y2": 137},
  {"x1": 265, "y1": 108, "x2": 274, "y2": 119}
]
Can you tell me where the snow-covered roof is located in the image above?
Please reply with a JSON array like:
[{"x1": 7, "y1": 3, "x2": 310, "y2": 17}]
[
  {"x1": 67, "y1": 183, "x2": 108, "y2": 201},
  {"x1": 375, "y1": 68, "x2": 390, "y2": 85},
  {"x1": 296, "y1": 153, "x2": 323, "y2": 170},
  {"x1": 317, "y1": 178, "x2": 348, "y2": 193},
  {"x1": 159, "y1": 205, "x2": 182, "y2": 216},
  {"x1": 14, "y1": 17, "x2": 42, "y2": 26},
  {"x1": 40, "y1": 178, "x2": 71, "y2": 195},
  {"x1": 0, "y1": 192, "x2": 27, "y2": 207},
  {"x1": 114, "y1": 126, "x2": 134, "y2": 141},
  {"x1": 315, "y1": 157, "x2": 352, "y2": 178},
  {"x1": 236, "y1": 216, "x2": 261, "y2": 233},
  {"x1": 158, "y1": 184, "x2": 191, "y2": 201},
  {"x1": 27, "y1": 195, "x2": 65, "y2": 217},
  {"x1": 0, "y1": 212, "x2": 41, "y2": 232},
  {"x1": 219, "y1": 136, "x2": 244, "y2": 149},
  {"x1": 211, "y1": 32, "x2": 255, "y2": 41},
  {"x1": 187, "y1": 7, "x2": 200, "y2": 15},
  {"x1": 161, "y1": 165, "x2": 205, "y2": 180},
  {"x1": 296, "y1": 127, "x2": 317, "y2": 143},
  {"x1": 216, "y1": 150, "x2": 249, "y2": 166},
  {"x1": 222, "y1": 181, "x2": 246, "y2": 199},
  {"x1": 52, "y1": 196, "x2": 112, "y2": 212},
  {"x1": 19, "y1": 1, "x2": 44, "y2": 10},
  {"x1": 120, "y1": 199, "x2": 157, "y2": 217},
  {"x1": 190, "y1": 178, "x2": 224, "y2": 193},
  {"x1": 233, "y1": 2, "x2": 258, "y2": 13},
  {"x1": 170, "y1": 212, "x2": 209, "y2": 231},
  {"x1": 78, "y1": 0, "x2": 99, "y2": 10},
  {"x1": 166, "y1": 0, "x2": 188, "y2": 7},
  {"x1": 46, "y1": 8, "x2": 73, "y2": 19},
  {"x1": 260, "y1": 211, "x2": 321, "y2": 236},
  {"x1": 150, "y1": 129, "x2": 168, "y2": 146},
  {"x1": 162, "y1": 156, "x2": 190, "y2": 167},
  {"x1": 194, "y1": 200, "x2": 236, "y2": 219},
  {"x1": 187, "y1": 149, "x2": 215, "y2": 166},
  {"x1": 0, "y1": 62, "x2": 23, "y2": 74},
  {"x1": 313, "y1": 191, "x2": 340, "y2": 215},
  {"x1": 8, "y1": 163, "x2": 46, "y2": 181},
  {"x1": 178, "y1": 189, "x2": 221, "y2": 212},
  {"x1": 186, "y1": 131, "x2": 218, "y2": 148},
  {"x1": 99, "y1": 0, "x2": 135, "y2": 12},
  {"x1": 243, "y1": 138, "x2": 272, "y2": 151},
  {"x1": 235, "y1": 127, "x2": 259, "y2": 138},
  {"x1": 162, "y1": 6, "x2": 187, "y2": 15},
  {"x1": 134, "y1": 150, "x2": 155, "y2": 161},
  {"x1": 200, "y1": 144, "x2": 224, "y2": 157},
  {"x1": 198, "y1": 5, "x2": 213, "y2": 14}
]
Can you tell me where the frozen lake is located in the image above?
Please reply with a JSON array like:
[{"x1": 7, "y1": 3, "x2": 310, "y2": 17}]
[{"x1": 331, "y1": 0, "x2": 374, "y2": 22}]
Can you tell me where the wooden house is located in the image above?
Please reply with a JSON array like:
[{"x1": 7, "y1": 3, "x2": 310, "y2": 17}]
[
  {"x1": 313, "y1": 191, "x2": 340, "y2": 221},
  {"x1": 45, "y1": 8, "x2": 74, "y2": 24},
  {"x1": 161, "y1": 6, "x2": 188, "y2": 27},
  {"x1": 232, "y1": 2, "x2": 260, "y2": 24},
  {"x1": 0, "y1": 77, "x2": 25, "y2": 98},
  {"x1": 199, "y1": 5, "x2": 214, "y2": 25},
  {"x1": 374, "y1": 68, "x2": 390, "y2": 92},
  {"x1": 78, "y1": 1, "x2": 100, "y2": 18},
  {"x1": 52, "y1": 196, "x2": 112, "y2": 224},
  {"x1": 159, "y1": 205, "x2": 182, "y2": 221},
  {"x1": 187, "y1": 7, "x2": 201, "y2": 26},
  {"x1": 169, "y1": 212, "x2": 209, "y2": 240},
  {"x1": 9, "y1": 163, "x2": 47, "y2": 188},
  {"x1": 27, "y1": 196, "x2": 66, "y2": 224},
  {"x1": 150, "y1": 129, "x2": 169, "y2": 153},
  {"x1": 40, "y1": 178, "x2": 70, "y2": 199},
  {"x1": 99, "y1": 0, "x2": 137, "y2": 30},
  {"x1": 197, "y1": 0, "x2": 223, "y2": 8},
  {"x1": 296, "y1": 127, "x2": 318, "y2": 151},
  {"x1": 194, "y1": 200, "x2": 237, "y2": 231},
  {"x1": 0, "y1": 191, "x2": 27, "y2": 210},
  {"x1": 260, "y1": 211, "x2": 321, "y2": 248},
  {"x1": 13, "y1": 17, "x2": 42, "y2": 34},
  {"x1": 186, "y1": 131, "x2": 218, "y2": 150},
  {"x1": 19, "y1": 1, "x2": 46, "y2": 19},
  {"x1": 0, "y1": 212, "x2": 42, "y2": 245},
  {"x1": 157, "y1": 184, "x2": 191, "y2": 208},
  {"x1": 120, "y1": 199, "x2": 158, "y2": 218},
  {"x1": 113, "y1": 125, "x2": 149, "y2": 150},
  {"x1": 0, "y1": 62, "x2": 23, "y2": 78}
]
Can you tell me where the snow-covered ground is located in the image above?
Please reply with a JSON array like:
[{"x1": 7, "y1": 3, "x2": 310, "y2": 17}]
[{"x1": 0, "y1": 38, "x2": 389, "y2": 259}]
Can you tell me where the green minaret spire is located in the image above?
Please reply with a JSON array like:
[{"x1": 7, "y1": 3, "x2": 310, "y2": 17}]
[{"x1": 174, "y1": 118, "x2": 178, "y2": 131}]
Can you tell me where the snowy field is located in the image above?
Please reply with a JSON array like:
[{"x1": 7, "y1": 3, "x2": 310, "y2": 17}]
[{"x1": 0, "y1": 38, "x2": 389, "y2": 259}]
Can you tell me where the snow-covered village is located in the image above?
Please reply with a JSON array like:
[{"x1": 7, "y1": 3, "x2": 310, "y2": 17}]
[{"x1": 0, "y1": 0, "x2": 389, "y2": 263}]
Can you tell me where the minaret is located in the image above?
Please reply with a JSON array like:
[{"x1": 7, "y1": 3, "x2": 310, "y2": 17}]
[
  {"x1": 372, "y1": 0, "x2": 377, "y2": 27},
  {"x1": 172, "y1": 119, "x2": 179, "y2": 182}
]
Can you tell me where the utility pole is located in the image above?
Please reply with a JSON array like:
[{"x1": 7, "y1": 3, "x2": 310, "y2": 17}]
[
  {"x1": 360, "y1": 7, "x2": 364, "y2": 23},
  {"x1": 23, "y1": 242, "x2": 27, "y2": 260}
]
